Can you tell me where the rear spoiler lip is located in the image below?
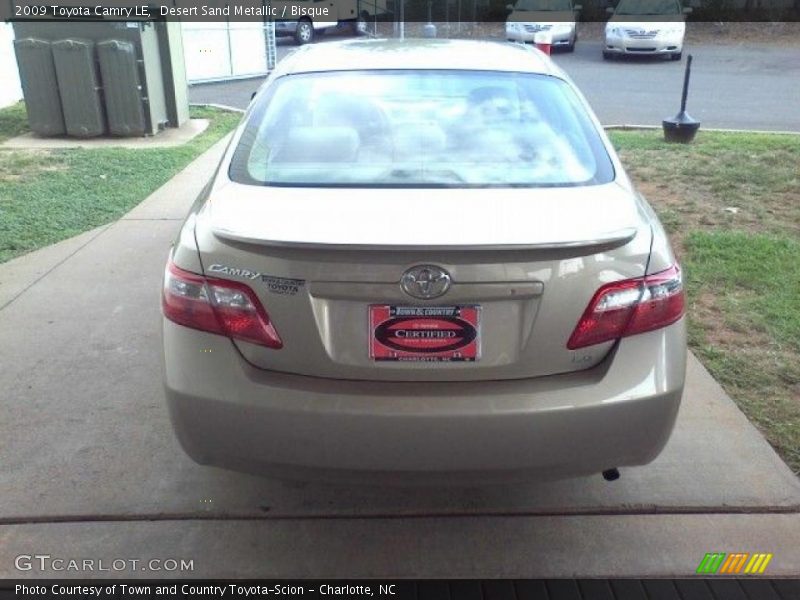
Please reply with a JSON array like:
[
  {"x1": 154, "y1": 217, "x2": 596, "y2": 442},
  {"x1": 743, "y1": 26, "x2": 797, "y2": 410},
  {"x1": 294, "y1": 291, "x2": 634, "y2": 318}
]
[{"x1": 211, "y1": 227, "x2": 639, "y2": 252}]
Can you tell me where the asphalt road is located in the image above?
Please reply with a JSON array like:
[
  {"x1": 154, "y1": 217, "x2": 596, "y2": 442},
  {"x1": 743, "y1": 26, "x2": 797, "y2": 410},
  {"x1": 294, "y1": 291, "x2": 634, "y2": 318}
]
[
  {"x1": 189, "y1": 37, "x2": 800, "y2": 132},
  {"x1": 559, "y1": 40, "x2": 800, "y2": 131}
]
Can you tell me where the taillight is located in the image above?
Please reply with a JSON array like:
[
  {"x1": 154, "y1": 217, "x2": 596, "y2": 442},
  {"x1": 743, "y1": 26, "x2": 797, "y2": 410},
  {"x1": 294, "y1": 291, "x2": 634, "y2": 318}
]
[
  {"x1": 162, "y1": 261, "x2": 283, "y2": 349},
  {"x1": 567, "y1": 264, "x2": 684, "y2": 350}
]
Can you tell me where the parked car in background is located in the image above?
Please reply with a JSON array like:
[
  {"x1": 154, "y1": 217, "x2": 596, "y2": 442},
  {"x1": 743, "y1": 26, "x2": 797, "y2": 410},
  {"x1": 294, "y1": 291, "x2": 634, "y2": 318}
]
[
  {"x1": 506, "y1": 0, "x2": 582, "y2": 51},
  {"x1": 162, "y1": 39, "x2": 687, "y2": 484},
  {"x1": 604, "y1": 0, "x2": 692, "y2": 61},
  {"x1": 275, "y1": 16, "x2": 338, "y2": 45},
  {"x1": 274, "y1": 0, "x2": 387, "y2": 44}
]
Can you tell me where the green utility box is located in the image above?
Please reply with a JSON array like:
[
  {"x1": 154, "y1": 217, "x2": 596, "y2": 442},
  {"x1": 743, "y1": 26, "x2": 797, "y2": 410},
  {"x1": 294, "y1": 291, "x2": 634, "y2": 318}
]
[
  {"x1": 52, "y1": 38, "x2": 106, "y2": 137},
  {"x1": 12, "y1": 37, "x2": 65, "y2": 136},
  {"x1": 13, "y1": 20, "x2": 189, "y2": 138}
]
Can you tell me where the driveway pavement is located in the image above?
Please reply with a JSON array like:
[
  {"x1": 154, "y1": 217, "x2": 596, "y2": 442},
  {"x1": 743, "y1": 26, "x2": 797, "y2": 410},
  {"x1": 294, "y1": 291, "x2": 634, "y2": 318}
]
[
  {"x1": 188, "y1": 39, "x2": 800, "y2": 132},
  {"x1": 1, "y1": 138, "x2": 799, "y2": 578}
]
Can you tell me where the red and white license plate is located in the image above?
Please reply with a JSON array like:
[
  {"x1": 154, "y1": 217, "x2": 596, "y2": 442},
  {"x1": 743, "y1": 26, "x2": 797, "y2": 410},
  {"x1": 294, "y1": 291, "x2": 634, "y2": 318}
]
[{"x1": 369, "y1": 305, "x2": 481, "y2": 362}]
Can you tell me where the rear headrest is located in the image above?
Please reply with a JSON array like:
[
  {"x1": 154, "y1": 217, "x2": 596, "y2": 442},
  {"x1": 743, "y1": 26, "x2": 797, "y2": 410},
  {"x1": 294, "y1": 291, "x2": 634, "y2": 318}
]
[
  {"x1": 313, "y1": 94, "x2": 389, "y2": 141},
  {"x1": 273, "y1": 126, "x2": 359, "y2": 163},
  {"x1": 393, "y1": 124, "x2": 447, "y2": 157}
]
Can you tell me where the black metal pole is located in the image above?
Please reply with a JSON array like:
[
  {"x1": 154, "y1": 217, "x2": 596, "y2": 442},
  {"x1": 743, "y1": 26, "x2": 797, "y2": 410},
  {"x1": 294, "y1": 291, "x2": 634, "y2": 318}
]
[
  {"x1": 662, "y1": 53, "x2": 700, "y2": 143},
  {"x1": 680, "y1": 54, "x2": 693, "y2": 113}
]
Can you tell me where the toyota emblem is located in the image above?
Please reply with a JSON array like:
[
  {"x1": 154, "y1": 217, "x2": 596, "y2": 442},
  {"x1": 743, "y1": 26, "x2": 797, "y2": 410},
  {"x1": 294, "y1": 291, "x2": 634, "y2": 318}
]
[{"x1": 400, "y1": 265, "x2": 452, "y2": 300}]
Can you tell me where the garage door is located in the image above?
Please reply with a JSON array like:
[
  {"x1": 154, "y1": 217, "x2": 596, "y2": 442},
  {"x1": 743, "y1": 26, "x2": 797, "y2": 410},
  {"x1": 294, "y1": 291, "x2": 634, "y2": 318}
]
[{"x1": 182, "y1": 22, "x2": 268, "y2": 83}]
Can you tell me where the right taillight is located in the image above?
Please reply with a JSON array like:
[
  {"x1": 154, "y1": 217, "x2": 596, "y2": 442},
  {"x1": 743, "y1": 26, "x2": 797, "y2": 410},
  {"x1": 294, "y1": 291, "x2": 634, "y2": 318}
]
[
  {"x1": 567, "y1": 264, "x2": 684, "y2": 350},
  {"x1": 162, "y1": 261, "x2": 283, "y2": 349}
]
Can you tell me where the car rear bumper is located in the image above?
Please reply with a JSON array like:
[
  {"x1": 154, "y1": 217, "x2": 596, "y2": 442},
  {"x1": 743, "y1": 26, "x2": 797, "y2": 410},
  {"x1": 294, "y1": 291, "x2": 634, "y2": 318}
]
[{"x1": 163, "y1": 318, "x2": 686, "y2": 483}]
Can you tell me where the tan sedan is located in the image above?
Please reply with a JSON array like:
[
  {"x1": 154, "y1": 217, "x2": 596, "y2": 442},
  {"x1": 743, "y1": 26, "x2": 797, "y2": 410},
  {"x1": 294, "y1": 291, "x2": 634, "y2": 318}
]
[{"x1": 162, "y1": 39, "x2": 686, "y2": 484}]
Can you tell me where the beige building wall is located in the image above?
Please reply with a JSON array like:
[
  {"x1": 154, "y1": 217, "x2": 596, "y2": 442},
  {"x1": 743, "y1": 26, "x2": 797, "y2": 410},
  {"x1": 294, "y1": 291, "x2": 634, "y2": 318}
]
[{"x1": 0, "y1": 23, "x2": 23, "y2": 108}]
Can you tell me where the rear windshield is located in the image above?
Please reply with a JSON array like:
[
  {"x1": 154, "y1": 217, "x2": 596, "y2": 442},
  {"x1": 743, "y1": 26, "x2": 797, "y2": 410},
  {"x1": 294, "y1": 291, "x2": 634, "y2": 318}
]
[{"x1": 229, "y1": 70, "x2": 615, "y2": 188}]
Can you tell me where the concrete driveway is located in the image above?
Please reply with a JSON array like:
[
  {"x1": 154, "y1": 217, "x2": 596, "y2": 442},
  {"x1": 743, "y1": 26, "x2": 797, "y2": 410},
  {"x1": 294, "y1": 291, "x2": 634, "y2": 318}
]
[
  {"x1": 189, "y1": 39, "x2": 800, "y2": 132},
  {"x1": 1, "y1": 137, "x2": 799, "y2": 578}
]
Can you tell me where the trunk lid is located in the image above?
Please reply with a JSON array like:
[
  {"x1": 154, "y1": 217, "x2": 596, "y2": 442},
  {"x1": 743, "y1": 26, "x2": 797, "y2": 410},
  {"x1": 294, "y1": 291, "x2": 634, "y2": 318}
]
[{"x1": 194, "y1": 181, "x2": 652, "y2": 381}]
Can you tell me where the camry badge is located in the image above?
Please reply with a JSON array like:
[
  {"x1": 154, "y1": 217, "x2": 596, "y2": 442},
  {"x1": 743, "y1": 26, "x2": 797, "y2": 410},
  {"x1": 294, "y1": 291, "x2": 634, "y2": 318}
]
[
  {"x1": 208, "y1": 264, "x2": 261, "y2": 280},
  {"x1": 400, "y1": 265, "x2": 451, "y2": 300}
]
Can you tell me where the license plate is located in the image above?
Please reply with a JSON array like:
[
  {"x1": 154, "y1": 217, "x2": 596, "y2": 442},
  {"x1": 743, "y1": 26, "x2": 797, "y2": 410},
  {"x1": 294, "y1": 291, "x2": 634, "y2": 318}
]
[{"x1": 369, "y1": 305, "x2": 481, "y2": 362}]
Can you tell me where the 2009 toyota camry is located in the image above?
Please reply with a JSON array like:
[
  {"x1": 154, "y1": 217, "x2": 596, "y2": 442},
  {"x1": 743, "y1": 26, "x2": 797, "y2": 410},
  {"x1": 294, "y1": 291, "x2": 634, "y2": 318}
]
[{"x1": 162, "y1": 39, "x2": 686, "y2": 483}]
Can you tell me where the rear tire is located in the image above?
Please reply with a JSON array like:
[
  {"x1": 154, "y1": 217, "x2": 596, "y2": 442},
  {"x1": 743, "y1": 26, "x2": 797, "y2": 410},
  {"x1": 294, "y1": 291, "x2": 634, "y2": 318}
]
[
  {"x1": 353, "y1": 13, "x2": 369, "y2": 35},
  {"x1": 294, "y1": 19, "x2": 314, "y2": 45},
  {"x1": 670, "y1": 51, "x2": 683, "y2": 61},
  {"x1": 565, "y1": 31, "x2": 577, "y2": 52}
]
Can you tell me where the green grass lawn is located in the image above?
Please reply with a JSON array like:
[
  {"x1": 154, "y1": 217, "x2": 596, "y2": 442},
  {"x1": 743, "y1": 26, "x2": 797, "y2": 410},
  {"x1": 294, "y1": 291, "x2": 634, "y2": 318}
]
[
  {"x1": 610, "y1": 130, "x2": 800, "y2": 474},
  {"x1": 0, "y1": 102, "x2": 29, "y2": 142},
  {"x1": 0, "y1": 103, "x2": 241, "y2": 263}
]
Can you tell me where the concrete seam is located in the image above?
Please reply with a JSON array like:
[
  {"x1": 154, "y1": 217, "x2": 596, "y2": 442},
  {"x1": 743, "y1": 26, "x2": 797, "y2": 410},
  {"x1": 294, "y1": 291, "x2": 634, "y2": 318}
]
[
  {"x1": 0, "y1": 224, "x2": 114, "y2": 313},
  {"x1": 118, "y1": 218, "x2": 185, "y2": 222},
  {"x1": 1, "y1": 505, "x2": 799, "y2": 526}
]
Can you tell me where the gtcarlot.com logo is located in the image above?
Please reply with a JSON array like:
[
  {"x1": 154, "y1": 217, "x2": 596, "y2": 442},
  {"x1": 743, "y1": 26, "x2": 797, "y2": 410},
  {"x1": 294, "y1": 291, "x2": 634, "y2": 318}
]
[{"x1": 15, "y1": 554, "x2": 194, "y2": 573}]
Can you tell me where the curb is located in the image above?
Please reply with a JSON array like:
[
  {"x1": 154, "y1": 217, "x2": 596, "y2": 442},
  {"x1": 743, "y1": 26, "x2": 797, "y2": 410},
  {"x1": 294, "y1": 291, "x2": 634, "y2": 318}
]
[
  {"x1": 190, "y1": 102, "x2": 246, "y2": 114},
  {"x1": 604, "y1": 124, "x2": 800, "y2": 135}
]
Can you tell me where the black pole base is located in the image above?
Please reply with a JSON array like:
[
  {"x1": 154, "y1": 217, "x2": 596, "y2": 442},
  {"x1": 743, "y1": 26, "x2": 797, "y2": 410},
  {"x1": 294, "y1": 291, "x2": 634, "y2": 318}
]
[
  {"x1": 602, "y1": 468, "x2": 620, "y2": 482},
  {"x1": 663, "y1": 110, "x2": 701, "y2": 144}
]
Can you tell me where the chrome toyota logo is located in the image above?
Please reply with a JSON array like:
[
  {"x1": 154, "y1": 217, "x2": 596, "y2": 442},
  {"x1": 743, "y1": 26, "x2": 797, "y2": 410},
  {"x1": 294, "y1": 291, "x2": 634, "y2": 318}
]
[{"x1": 401, "y1": 265, "x2": 451, "y2": 300}]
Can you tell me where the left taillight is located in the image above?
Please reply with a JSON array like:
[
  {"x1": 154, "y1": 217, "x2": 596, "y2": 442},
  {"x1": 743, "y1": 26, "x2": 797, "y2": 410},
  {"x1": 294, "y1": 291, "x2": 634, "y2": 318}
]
[
  {"x1": 162, "y1": 261, "x2": 283, "y2": 349},
  {"x1": 567, "y1": 264, "x2": 685, "y2": 350}
]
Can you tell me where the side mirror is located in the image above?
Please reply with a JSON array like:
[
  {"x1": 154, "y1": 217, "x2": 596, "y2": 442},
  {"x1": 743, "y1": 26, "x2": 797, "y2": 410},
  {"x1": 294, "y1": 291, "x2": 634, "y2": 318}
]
[
  {"x1": 506, "y1": 3, "x2": 514, "y2": 10},
  {"x1": 574, "y1": 4, "x2": 583, "y2": 11},
  {"x1": 683, "y1": 6, "x2": 693, "y2": 13},
  {"x1": 606, "y1": 6, "x2": 614, "y2": 14}
]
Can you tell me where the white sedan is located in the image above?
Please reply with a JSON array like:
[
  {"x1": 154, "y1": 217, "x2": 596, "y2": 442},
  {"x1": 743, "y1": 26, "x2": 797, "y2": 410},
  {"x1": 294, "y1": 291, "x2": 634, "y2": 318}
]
[
  {"x1": 506, "y1": 0, "x2": 582, "y2": 52},
  {"x1": 604, "y1": 0, "x2": 692, "y2": 61}
]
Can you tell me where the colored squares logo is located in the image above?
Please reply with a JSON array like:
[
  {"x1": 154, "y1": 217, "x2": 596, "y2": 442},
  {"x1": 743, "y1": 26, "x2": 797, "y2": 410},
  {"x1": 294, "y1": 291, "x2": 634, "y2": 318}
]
[{"x1": 696, "y1": 552, "x2": 773, "y2": 575}]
